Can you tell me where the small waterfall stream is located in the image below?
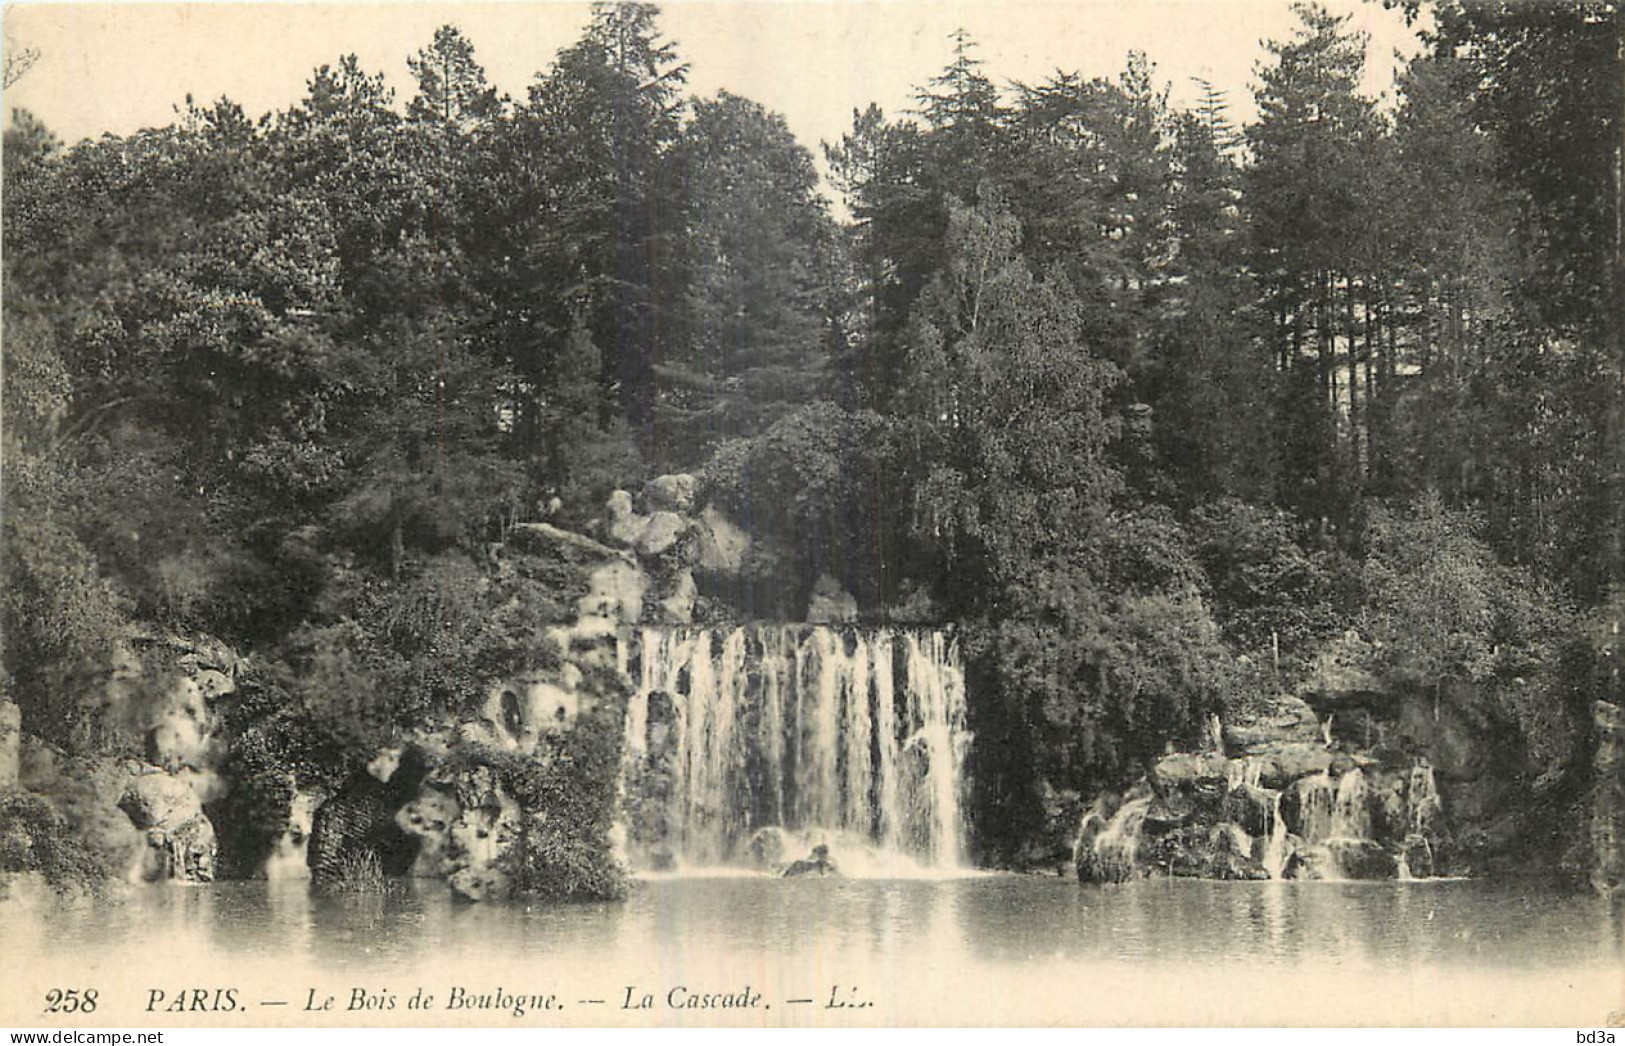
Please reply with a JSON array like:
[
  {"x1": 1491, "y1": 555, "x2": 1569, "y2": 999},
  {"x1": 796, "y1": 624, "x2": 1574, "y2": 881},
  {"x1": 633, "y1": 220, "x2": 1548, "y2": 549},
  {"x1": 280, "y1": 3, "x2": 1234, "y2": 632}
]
[
  {"x1": 1078, "y1": 753, "x2": 1446, "y2": 883},
  {"x1": 620, "y1": 626, "x2": 970, "y2": 874}
]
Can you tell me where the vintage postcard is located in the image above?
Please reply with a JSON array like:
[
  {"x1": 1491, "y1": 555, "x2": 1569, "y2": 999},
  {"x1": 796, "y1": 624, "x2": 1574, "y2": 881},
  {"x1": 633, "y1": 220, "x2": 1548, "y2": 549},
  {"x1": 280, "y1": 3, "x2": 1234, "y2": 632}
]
[{"x1": 2, "y1": 0, "x2": 1622, "y2": 1029}]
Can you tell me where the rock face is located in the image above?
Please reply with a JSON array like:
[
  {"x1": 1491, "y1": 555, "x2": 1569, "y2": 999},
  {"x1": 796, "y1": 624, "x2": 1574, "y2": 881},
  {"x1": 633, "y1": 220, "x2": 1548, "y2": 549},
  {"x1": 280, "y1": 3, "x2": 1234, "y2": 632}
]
[
  {"x1": 644, "y1": 473, "x2": 699, "y2": 515},
  {"x1": 696, "y1": 506, "x2": 750, "y2": 576},
  {"x1": 658, "y1": 570, "x2": 698, "y2": 625},
  {"x1": 119, "y1": 767, "x2": 219, "y2": 882},
  {"x1": 260, "y1": 787, "x2": 323, "y2": 880},
  {"x1": 1076, "y1": 692, "x2": 1449, "y2": 883},
  {"x1": 463, "y1": 672, "x2": 594, "y2": 756},
  {"x1": 805, "y1": 574, "x2": 859, "y2": 624},
  {"x1": 298, "y1": 502, "x2": 644, "y2": 899},
  {"x1": 637, "y1": 512, "x2": 688, "y2": 557},
  {"x1": 390, "y1": 764, "x2": 524, "y2": 901},
  {"x1": 7, "y1": 633, "x2": 242, "y2": 884},
  {"x1": 1222, "y1": 695, "x2": 1322, "y2": 753}
]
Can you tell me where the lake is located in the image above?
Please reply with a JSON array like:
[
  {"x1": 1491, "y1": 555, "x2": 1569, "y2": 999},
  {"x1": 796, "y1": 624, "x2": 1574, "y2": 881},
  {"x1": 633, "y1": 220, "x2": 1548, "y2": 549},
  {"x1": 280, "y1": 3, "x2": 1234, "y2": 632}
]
[{"x1": 3, "y1": 873, "x2": 1622, "y2": 1026}]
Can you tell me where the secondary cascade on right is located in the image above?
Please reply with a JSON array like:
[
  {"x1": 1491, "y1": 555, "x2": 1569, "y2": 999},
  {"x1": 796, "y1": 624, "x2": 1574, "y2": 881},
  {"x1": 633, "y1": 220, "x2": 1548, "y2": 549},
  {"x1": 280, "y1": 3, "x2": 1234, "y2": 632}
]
[{"x1": 1076, "y1": 685, "x2": 1451, "y2": 883}]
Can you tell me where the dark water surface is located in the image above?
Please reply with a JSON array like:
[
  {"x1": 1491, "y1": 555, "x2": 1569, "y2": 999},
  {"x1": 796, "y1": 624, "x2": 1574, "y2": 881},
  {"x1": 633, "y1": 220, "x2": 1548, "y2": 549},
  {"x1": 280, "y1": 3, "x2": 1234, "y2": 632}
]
[{"x1": 4, "y1": 874, "x2": 1622, "y2": 1026}]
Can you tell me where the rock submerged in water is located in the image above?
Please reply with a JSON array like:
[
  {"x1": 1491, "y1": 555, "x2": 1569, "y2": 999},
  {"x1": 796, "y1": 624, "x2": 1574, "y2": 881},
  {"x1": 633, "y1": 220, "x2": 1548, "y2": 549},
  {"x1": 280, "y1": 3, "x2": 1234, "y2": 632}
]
[
  {"x1": 782, "y1": 844, "x2": 838, "y2": 878},
  {"x1": 1284, "y1": 841, "x2": 1334, "y2": 881},
  {"x1": 1327, "y1": 838, "x2": 1398, "y2": 880}
]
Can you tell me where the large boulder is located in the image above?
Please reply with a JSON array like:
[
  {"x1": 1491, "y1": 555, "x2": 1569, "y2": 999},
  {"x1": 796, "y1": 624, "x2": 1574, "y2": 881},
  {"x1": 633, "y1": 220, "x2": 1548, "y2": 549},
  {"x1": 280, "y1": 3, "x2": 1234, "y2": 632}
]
[
  {"x1": 643, "y1": 473, "x2": 698, "y2": 515},
  {"x1": 120, "y1": 769, "x2": 199, "y2": 829},
  {"x1": 396, "y1": 786, "x2": 461, "y2": 878},
  {"x1": 1222, "y1": 695, "x2": 1323, "y2": 753},
  {"x1": 1210, "y1": 823, "x2": 1270, "y2": 880},
  {"x1": 605, "y1": 490, "x2": 649, "y2": 548},
  {"x1": 1149, "y1": 753, "x2": 1231, "y2": 824},
  {"x1": 443, "y1": 767, "x2": 522, "y2": 902},
  {"x1": 577, "y1": 561, "x2": 648, "y2": 625},
  {"x1": 695, "y1": 506, "x2": 750, "y2": 576},
  {"x1": 1151, "y1": 752, "x2": 1231, "y2": 787},
  {"x1": 1222, "y1": 784, "x2": 1273, "y2": 838},
  {"x1": 637, "y1": 512, "x2": 689, "y2": 558},
  {"x1": 1399, "y1": 833, "x2": 1437, "y2": 878},
  {"x1": 658, "y1": 570, "x2": 698, "y2": 625},
  {"x1": 1247, "y1": 744, "x2": 1335, "y2": 789},
  {"x1": 1328, "y1": 837, "x2": 1398, "y2": 880},
  {"x1": 121, "y1": 767, "x2": 217, "y2": 882},
  {"x1": 1146, "y1": 823, "x2": 1268, "y2": 880},
  {"x1": 1284, "y1": 840, "x2": 1335, "y2": 881},
  {"x1": 805, "y1": 574, "x2": 859, "y2": 624}
]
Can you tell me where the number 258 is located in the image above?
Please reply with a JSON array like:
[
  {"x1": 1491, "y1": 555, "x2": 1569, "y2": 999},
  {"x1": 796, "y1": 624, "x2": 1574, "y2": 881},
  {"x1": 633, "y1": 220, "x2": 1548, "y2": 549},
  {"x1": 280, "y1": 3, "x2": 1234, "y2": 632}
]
[{"x1": 44, "y1": 988, "x2": 98, "y2": 1014}]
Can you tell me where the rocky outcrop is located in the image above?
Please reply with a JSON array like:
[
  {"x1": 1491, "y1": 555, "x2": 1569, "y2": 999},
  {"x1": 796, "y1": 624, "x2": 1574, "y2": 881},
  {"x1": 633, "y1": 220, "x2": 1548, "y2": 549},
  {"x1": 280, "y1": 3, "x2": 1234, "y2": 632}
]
[
  {"x1": 392, "y1": 764, "x2": 523, "y2": 902},
  {"x1": 1076, "y1": 692, "x2": 1450, "y2": 883},
  {"x1": 296, "y1": 500, "x2": 646, "y2": 899},
  {"x1": 644, "y1": 473, "x2": 699, "y2": 515},
  {"x1": 120, "y1": 769, "x2": 217, "y2": 882},
  {"x1": 781, "y1": 844, "x2": 838, "y2": 878},
  {"x1": 695, "y1": 506, "x2": 749, "y2": 576},
  {"x1": 1222, "y1": 695, "x2": 1322, "y2": 753},
  {"x1": 805, "y1": 574, "x2": 859, "y2": 624},
  {"x1": 6, "y1": 633, "x2": 243, "y2": 884},
  {"x1": 462, "y1": 670, "x2": 595, "y2": 756}
]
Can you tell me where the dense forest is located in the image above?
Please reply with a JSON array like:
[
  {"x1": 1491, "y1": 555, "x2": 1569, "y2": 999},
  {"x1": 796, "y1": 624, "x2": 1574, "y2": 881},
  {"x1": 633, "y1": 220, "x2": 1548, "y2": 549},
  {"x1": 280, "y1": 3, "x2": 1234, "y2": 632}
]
[{"x1": 3, "y1": 1, "x2": 1622, "y2": 886}]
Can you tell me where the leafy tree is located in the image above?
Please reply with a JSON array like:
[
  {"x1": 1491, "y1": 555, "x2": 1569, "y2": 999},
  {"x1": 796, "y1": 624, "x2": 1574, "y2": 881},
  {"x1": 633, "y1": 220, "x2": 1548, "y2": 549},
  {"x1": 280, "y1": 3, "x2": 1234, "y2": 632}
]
[
  {"x1": 657, "y1": 91, "x2": 836, "y2": 465},
  {"x1": 896, "y1": 193, "x2": 1121, "y2": 607}
]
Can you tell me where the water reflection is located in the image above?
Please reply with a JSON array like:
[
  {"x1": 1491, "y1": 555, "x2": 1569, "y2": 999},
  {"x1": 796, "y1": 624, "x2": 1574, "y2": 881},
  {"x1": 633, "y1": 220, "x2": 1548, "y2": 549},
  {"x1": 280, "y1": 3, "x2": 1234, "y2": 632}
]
[{"x1": 4, "y1": 875, "x2": 1621, "y2": 1025}]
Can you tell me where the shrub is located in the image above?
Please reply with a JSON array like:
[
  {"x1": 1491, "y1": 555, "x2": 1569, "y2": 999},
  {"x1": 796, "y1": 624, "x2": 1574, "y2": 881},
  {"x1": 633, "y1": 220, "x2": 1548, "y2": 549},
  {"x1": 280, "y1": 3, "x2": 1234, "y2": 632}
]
[{"x1": 0, "y1": 791, "x2": 111, "y2": 894}]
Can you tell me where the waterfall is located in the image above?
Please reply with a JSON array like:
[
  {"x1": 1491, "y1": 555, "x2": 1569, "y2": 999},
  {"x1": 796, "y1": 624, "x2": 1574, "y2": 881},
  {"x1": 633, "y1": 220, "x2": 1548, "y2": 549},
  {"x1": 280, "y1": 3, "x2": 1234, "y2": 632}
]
[
  {"x1": 619, "y1": 625, "x2": 970, "y2": 874},
  {"x1": 1332, "y1": 768, "x2": 1370, "y2": 841},
  {"x1": 1261, "y1": 792, "x2": 1289, "y2": 879},
  {"x1": 1090, "y1": 796, "x2": 1153, "y2": 882},
  {"x1": 1226, "y1": 757, "x2": 1265, "y2": 793},
  {"x1": 1408, "y1": 762, "x2": 1441, "y2": 834},
  {"x1": 1296, "y1": 771, "x2": 1336, "y2": 843}
]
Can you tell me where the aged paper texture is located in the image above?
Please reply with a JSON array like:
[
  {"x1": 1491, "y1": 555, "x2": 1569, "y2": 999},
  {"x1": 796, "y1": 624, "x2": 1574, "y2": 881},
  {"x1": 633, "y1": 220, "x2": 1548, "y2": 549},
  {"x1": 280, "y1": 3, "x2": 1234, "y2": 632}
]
[{"x1": 2, "y1": 0, "x2": 1623, "y2": 1028}]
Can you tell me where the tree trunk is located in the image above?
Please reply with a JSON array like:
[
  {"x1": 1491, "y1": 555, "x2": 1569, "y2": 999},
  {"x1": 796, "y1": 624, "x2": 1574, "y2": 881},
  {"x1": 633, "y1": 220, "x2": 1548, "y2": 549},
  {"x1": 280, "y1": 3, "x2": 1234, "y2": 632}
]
[{"x1": 1346, "y1": 275, "x2": 1361, "y2": 472}]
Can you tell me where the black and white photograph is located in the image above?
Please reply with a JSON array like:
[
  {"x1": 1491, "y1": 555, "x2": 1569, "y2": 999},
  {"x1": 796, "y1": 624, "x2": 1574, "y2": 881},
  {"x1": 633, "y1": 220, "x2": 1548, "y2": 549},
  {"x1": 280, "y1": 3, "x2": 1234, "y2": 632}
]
[{"x1": 1, "y1": 0, "x2": 1621, "y2": 1028}]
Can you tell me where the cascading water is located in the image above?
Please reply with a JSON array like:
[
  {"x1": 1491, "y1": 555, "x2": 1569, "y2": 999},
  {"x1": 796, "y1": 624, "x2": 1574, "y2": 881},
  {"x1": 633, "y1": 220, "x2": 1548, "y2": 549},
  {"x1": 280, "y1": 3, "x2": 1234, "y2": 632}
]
[
  {"x1": 1261, "y1": 792, "x2": 1289, "y2": 878},
  {"x1": 1296, "y1": 771, "x2": 1336, "y2": 843},
  {"x1": 620, "y1": 625, "x2": 970, "y2": 875},
  {"x1": 1086, "y1": 796, "x2": 1154, "y2": 882},
  {"x1": 1407, "y1": 763, "x2": 1441, "y2": 834},
  {"x1": 1332, "y1": 768, "x2": 1370, "y2": 841}
]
